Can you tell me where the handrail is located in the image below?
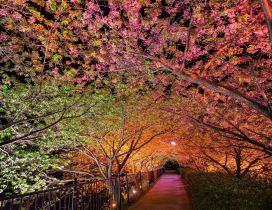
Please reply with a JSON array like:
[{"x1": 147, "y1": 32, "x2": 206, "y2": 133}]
[{"x1": 0, "y1": 168, "x2": 165, "y2": 209}]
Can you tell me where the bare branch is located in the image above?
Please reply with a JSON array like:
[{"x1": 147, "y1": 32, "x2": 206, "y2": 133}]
[
  {"x1": 202, "y1": 151, "x2": 233, "y2": 175},
  {"x1": 56, "y1": 167, "x2": 96, "y2": 177}
]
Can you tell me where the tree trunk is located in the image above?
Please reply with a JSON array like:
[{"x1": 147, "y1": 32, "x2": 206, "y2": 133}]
[
  {"x1": 234, "y1": 148, "x2": 242, "y2": 178},
  {"x1": 108, "y1": 174, "x2": 122, "y2": 209}
]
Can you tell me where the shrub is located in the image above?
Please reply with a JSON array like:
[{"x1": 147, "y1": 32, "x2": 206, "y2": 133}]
[{"x1": 179, "y1": 169, "x2": 272, "y2": 210}]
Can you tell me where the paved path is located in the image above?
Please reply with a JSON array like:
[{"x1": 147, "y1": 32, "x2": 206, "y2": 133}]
[{"x1": 128, "y1": 172, "x2": 192, "y2": 210}]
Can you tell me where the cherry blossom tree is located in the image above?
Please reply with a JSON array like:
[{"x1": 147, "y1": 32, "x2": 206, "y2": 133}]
[
  {"x1": 0, "y1": 0, "x2": 271, "y2": 119},
  {"x1": 0, "y1": 0, "x2": 271, "y2": 196}
]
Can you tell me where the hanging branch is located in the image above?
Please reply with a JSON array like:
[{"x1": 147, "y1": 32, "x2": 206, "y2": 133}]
[
  {"x1": 135, "y1": 51, "x2": 272, "y2": 120},
  {"x1": 201, "y1": 150, "x2": 233, "y2": 175},
  {"x1": 0, "y1": 107, "x2": 67, "y2": 147},
  {"x1": 56, "y1": 167, "x2": 96, "y2": 178},
  {"x1": 250, "y1": 61, "x2": 272, "y2": 117},
  {"x1": 189, "y1": 116, "x2": 272, "y2": 154},
  {"x1": 259, "y1": 0, "x2": 272, "y2": 47}
]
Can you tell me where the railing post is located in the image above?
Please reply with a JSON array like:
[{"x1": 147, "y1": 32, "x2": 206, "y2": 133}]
[
  {"x1": 139, "y1": 172, "x2": 143, "y2": 193},
  {"x1": 73, "y1": 178, "x2": 79, "y2": 210},
  {"x1": 148, "y1": 171, "x2": 152, "y2": 187},
  {"x1": 125, "y1": 173, "x2": 130, "y2": 204},
  {"x1": 148, "y1": 171, "x2": 150, "y2": 187}
]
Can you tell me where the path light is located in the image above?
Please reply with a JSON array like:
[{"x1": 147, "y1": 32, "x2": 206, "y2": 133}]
[
  {"x1": 112, "y1": 203, "x2": 116, "y2": 208},
  {"x1": 170, "y1": 141, "x2": 177, "y2": 146},
  {"x1": 132, "y1": 189, "x2": 137, "y2": 194}
]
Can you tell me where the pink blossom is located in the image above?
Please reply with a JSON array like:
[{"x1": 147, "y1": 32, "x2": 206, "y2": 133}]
[
  {"x1": 0, "y1": 9, "x2": 8, "y2": 16},
  {"x1": 183, "y1": 9, "x2": 190, "y2": 18},
  {"x1": 11, "y1": 45, "x2": 18, "y2": 49},
  {"x1": 28, "y1": 16, "x2": 36, "y2": 24},
  {"x1": 130, "y1": 18, "x2": 140, "y2": 29},
  {"x1": 53, "y1": 67, "x2": 59, "y2": 74},
  {"x1": 109, "y1": 11, "x2": 119, "y2": 19},
  {"x1": 12, "y1": 13, "x2": 22, "y2": 19},
  {"x1": 0, "y1": 34, "x2": 8, "y2": 41}
]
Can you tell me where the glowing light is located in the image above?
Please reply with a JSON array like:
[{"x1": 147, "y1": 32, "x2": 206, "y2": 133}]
[
  {"x1": 112, "y1": 203, "x2": 116, "y2": 208},
  {"x1": 171, "y1": 141, "x2": 177, "y2": 146},
  {"x1": 132, "y1": 189, "x2": 137, "y2": 194}
]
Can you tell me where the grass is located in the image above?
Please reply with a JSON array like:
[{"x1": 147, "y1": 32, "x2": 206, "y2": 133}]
[{"x1": 178, "y1": 168, "x2": 272, "y2": 210}]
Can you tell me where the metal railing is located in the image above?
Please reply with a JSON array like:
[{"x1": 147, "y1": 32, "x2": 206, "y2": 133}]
[
  {"x1": 0, "y1": 168, "x2": 165, "y2": 210},
  {"x1": 0, "y1": 179, "x2": 111, "y2": 210},
  {"x1": 120, "y1": 168, "x2": 165, "y2": 206}
]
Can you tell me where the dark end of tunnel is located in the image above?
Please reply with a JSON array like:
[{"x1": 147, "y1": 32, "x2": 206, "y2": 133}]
[{"x1": 164, "y1": 159, "x2": 180, "y2": 171}]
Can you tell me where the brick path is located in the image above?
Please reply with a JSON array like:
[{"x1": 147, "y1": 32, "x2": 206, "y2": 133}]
[{"x1": 128, "y1": 172, "x2": 192, "y2": 210}]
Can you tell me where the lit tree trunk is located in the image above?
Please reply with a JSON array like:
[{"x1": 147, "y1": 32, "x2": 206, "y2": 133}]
[{"x1": 234, "y1": 148, "x2": 242, "y2": 178}]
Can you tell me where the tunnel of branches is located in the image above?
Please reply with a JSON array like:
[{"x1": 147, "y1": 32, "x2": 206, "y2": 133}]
[{"x1": 0, "y1": 0, "x2": 272, "y2": 197}]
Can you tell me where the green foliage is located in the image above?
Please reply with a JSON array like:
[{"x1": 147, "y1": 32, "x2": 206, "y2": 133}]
[
  {"x1": 0, "y1": 128, "x2": 13, "y2": 141},
  {"x1": 0, "y1": 146, "x2": 59, "y2": 196},
  {"x1": 53, "y1": 54, "x2": 62, "y2": 62},
  {"x1": 179, "y1": 169, "x2": 272, "y2": 210},
  {"x1": 0, "y1": 81, "x2": 104, "y2": 196},
  {"x1": 49, "y1": 1, "x2": 57, "y2": 12}
]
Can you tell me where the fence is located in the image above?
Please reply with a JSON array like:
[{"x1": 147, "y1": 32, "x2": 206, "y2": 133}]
[
  {"x1": 120, "y1": 168, "x2": 165, "y2": 206},
  {"x1": 0, "y1": 179, "x2": 111, "y2": 210},
  {"x1": 0, "y1": 168, "x2": 164, "y2": 210}
]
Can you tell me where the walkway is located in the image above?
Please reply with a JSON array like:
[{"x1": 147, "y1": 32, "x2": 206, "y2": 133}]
[{"x1": 128, "y1": 172, "x2": 192, "y2": 210}]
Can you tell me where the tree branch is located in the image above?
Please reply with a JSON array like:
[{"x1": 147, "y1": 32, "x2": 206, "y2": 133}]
[{"x1": 259, "y1": 0, "x2": 272, "y2": 47}]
